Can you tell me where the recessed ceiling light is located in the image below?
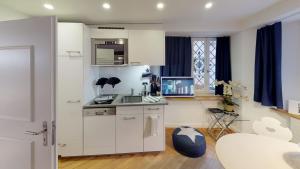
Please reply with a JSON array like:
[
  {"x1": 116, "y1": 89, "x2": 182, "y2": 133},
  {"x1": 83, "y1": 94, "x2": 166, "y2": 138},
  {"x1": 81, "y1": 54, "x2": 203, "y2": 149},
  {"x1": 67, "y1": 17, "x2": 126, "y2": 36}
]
[
  {"x1": 156, "y1": 2, "x2": 165, "y2": 10},
  {"x1": 102, "y1": 2, "x2": 111, "y2": 9},
  {"x1": 205, "y1": 2, "x2": 213, "y2": 9},
  {"x1": 43, "y1": 3, "x2": 54, "y2": 10}
]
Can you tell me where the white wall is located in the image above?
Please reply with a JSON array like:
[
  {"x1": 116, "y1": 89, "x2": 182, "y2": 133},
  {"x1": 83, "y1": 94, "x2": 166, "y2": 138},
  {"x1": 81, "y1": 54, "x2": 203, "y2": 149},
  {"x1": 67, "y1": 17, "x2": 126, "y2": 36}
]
[
  {"x1": 164, "y1": 99, "x2": 220, "y2": 128},
  {"x1": 282, "y1": 20, "x2": 300, "y2": 108},
  {"x1": 0, "y1": 5, "x2": 27, "y2": 21},
  {"x1": 98, "y1": 66, "x2": 150, "y2": 95},
  {"x1": 230, "y1": 21, "x2": 300, "y2": 142},
  {"x1": 282, "y1": 20, "x2": 300, "y2": 142}
]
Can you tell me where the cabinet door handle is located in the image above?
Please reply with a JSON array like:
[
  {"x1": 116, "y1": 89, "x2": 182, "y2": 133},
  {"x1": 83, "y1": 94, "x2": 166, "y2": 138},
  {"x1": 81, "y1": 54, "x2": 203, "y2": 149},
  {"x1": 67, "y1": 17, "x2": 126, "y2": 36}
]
[
  {"x1": 66, "y1": 100, "x2": 80, "y2": 103},
  {"x1": 66, "y1": 51, "x2": 81, "y2": 57},
  {"x1": 123, "y1": 117, "x2": 136, "y2": 120},
  {"x1": 147, "y1": 108, "x2": 160, "y2": 111},
  {"x1": 66, "y1": 51, "x2": 81, "y2": 54},
  {"x1": 130, "y1": 61, "x2": 141, "y2": 65}
]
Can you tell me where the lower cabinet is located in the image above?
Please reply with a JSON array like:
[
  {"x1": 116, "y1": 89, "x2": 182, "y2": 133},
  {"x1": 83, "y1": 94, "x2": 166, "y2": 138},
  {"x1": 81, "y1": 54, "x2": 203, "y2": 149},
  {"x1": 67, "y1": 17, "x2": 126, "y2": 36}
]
[
  {"x1": 143, "y1": 106, "x2": 165, "y2": 151},
  {"x1": 71, "y1": 105, "x2": 165, "y2": 156},
  {"x1": 116, "y1": 106, "x2": 144, "y2": 153}
]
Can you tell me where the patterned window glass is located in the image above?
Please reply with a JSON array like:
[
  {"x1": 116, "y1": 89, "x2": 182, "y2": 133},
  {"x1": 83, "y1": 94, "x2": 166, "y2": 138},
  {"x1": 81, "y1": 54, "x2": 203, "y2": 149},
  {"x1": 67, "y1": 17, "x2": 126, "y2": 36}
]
[
  {"x1": 192, "y1": 40, "x2": 205, "y2": 90},
  {"x1": 192, "y1": 38, "x2": 216, "y2": 92},
  {"x1": 208, "y1": 40, "x2": 216, "y2": 91}
]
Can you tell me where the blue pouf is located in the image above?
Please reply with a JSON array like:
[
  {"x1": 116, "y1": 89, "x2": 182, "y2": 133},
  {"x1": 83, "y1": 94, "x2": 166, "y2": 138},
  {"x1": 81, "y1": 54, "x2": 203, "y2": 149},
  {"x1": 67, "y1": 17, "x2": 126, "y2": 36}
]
[{"x1": 172, "y1": 127, "x2": 206, "y2": 158}]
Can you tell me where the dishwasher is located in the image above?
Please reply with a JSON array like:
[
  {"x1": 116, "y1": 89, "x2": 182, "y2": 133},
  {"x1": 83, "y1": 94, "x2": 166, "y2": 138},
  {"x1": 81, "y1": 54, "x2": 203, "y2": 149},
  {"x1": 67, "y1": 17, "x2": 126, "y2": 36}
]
[{"x1": 83, "y1": 107, "x2": 116, "y2": 155}]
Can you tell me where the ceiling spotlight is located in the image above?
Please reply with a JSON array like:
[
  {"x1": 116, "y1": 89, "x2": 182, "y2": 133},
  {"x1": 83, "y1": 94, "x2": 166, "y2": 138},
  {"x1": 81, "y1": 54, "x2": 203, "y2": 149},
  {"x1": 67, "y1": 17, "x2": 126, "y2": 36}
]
[
  {"x1": 102, "y1": 2, "x2": 111, "y2": 9},
  {"x1": 157, "y1": 2, "x2": 165, "y2": 10},
  {"x1": 205, "y1": 2, "x2": 213, "y2": 9},
  {"x1": 43, "y1": 3, "x2": 54, "y2": 10}
]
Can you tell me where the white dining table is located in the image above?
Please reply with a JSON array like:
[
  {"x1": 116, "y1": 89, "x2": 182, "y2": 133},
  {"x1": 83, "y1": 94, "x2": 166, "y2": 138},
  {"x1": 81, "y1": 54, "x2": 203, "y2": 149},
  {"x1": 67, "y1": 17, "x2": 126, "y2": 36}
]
[{"x1": 216, "y1": 133, "x2": 300, "y2": 169}]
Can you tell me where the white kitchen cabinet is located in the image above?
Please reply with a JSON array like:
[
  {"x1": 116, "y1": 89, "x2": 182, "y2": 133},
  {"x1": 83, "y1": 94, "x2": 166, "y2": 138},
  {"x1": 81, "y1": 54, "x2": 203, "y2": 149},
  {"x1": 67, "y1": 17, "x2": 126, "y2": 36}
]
[
  {"x1": 58, "y1": 23, "x2": 84, "y2": 56},
  {"x1": 57, "y1": 56, "x2": 83, "y2": 156},
  {"x1": 128, "y1": 30, "x2": 165, "y2": 65},
  {"x1": 143, "y1": 106, "x2": 165, "y2": 151},
  {"x1": 116, "y1": 106, "x2": 144, "y2": 153},
  {"x1": 89, "y1": 28, "x2": 129, "y2": 39}
]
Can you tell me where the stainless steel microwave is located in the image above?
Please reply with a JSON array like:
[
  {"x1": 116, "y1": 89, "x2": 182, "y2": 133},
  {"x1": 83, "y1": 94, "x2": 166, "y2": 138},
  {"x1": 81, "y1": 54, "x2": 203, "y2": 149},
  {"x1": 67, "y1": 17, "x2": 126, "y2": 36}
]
[{"x1": 91, "y1": 38, "x2": 128, "y2": 65}]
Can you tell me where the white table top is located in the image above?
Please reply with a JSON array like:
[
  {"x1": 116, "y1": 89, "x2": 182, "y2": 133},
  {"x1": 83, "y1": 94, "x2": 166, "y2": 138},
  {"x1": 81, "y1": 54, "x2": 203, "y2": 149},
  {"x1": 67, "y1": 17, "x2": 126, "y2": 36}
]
[{"x1": 216, "y1": 133, "x2": 300, "y2": 169}]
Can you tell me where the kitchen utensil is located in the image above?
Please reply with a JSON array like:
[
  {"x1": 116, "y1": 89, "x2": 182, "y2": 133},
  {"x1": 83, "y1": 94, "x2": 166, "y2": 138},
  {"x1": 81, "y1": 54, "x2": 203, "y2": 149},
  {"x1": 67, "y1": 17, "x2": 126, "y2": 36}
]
[
  {"x1": 107, "y1": 77, "x2": 121, "y2": 88},
  {"x1": 96, "y1": 78, "x2": 108, "y2": 88}
]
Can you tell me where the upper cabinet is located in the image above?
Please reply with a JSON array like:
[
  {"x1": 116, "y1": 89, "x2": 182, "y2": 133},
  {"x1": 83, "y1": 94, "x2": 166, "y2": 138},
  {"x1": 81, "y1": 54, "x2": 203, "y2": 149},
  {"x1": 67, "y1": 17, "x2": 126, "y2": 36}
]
[
  {"x1": 128, "y1": 30, "x2": 165, "y2": 66},
  {"x1": 90, "y1": 29, "x2": 128, "y2": 39},
  {"x1": 58, "y1": 23, "x2": 84, "y2": 56}
]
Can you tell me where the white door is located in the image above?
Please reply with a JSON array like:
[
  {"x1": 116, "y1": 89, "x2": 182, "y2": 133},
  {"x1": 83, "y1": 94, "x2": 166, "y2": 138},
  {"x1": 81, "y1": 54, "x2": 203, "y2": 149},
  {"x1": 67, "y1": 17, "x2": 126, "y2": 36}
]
[{"x1": 0, "y1": 17, "x2": 56, "y2": 169}]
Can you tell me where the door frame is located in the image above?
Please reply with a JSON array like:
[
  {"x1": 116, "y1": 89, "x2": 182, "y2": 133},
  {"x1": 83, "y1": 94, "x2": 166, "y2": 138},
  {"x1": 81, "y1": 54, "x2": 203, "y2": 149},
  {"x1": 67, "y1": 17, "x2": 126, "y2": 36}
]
[{"x1": 50, "y1": 16, "x2": 58, "y2": 169}]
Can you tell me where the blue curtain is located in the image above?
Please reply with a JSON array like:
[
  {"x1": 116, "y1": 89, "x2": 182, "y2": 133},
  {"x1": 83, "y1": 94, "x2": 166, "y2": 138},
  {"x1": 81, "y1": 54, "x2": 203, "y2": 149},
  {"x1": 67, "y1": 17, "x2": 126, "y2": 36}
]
[
  {"x1": 254, "y1": 22, "x2": 283, "y2": 108},
  {"x1": 215, "y1": 37, "x2": 232, "y2": 95},
  {"x1": 160, "y1": 36, "x2": 192, "y2": 76}
]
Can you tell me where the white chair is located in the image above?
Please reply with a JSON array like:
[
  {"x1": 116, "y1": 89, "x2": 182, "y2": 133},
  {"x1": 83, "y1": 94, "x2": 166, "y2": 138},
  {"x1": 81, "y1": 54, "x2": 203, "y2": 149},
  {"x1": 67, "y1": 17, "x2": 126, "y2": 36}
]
[{"x1": 252, "y1": 117, "x2": 293, "y2": 142}]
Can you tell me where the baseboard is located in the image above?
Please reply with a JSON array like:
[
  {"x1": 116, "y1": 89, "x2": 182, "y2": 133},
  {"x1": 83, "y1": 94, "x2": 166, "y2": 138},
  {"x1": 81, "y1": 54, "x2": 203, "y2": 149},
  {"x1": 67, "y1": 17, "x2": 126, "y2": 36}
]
[
  {"x1": 230, "y1": 125, "x2": 240, "y2": 133},
  {"x1": 165, "y1": 122, "x2": 209, "y2": 128}
]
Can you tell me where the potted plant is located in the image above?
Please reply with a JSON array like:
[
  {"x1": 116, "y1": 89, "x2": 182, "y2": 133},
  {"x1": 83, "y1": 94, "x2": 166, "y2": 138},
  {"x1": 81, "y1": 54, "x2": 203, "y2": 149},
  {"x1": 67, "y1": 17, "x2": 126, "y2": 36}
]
[{"x1": 215, "y1": 81, "x2": 247, "y2": 112}]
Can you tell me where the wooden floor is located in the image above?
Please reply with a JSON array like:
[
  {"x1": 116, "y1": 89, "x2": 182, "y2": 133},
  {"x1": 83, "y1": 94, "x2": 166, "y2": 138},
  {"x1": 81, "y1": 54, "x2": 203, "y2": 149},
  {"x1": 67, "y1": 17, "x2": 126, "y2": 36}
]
[{"x1": 59, "y1": 128, "x2": 224, "y2": 169}]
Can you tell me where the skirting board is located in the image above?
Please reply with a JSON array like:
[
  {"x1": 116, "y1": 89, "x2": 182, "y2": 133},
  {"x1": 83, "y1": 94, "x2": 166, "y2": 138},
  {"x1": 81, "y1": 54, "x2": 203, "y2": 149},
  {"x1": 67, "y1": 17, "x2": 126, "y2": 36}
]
[
  {"x1": 165, "y1": 122, "x2": 209, "y2": 128},
  {"x1": 165, "y1": 122, "x2": 239, "y2": 133}
]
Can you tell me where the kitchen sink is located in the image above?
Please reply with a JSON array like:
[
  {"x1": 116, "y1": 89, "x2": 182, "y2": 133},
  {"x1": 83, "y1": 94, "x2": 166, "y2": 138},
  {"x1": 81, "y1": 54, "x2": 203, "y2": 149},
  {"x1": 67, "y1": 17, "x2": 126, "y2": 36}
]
[{"x1": 121, "y1": 96, "x2": 143, "y2": 103}]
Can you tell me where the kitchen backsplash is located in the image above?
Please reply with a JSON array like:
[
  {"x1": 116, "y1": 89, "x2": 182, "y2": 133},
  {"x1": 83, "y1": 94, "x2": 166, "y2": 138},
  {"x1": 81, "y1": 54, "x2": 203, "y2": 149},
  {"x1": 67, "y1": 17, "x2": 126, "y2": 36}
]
[{"x1": 98, "y1": 65, "x2": 151, "y2": 95}]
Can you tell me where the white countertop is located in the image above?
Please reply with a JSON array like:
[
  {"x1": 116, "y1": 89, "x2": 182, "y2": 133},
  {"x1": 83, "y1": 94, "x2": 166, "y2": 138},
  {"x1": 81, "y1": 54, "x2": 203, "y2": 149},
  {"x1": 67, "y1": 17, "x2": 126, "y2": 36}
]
[{"x1": 83, "y1": 94, "x2": 168, "y2": 109}]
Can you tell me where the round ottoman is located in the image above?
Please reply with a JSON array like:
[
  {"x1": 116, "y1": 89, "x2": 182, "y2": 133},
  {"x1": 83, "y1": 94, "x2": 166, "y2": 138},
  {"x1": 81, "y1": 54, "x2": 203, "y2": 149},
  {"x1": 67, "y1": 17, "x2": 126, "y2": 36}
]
[{"x1": 172, "y1": 126, "x2": 206, "y2": 158}]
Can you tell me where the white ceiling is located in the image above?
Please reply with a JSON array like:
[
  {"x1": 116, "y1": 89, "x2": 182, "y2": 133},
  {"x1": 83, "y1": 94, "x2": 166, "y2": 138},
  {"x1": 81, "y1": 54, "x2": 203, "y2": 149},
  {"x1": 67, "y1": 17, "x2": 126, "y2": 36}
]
[{"x1": 0, "y1": 0, "x2": 281, "y2": 26}]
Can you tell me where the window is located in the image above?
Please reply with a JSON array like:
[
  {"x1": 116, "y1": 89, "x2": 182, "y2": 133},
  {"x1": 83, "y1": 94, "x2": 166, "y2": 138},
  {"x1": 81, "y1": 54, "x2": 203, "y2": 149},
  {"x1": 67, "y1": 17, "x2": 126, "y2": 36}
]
[{"x1": 192, "y1": 38, "x2": 216, "y2": 93}]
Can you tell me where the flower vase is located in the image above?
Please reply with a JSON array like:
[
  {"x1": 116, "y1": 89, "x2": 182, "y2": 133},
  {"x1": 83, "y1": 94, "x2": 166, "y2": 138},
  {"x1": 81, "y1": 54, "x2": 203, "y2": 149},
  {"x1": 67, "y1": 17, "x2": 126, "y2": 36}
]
[{"x1": 224, "y1": 103, "x2": 234, "y2": 112}]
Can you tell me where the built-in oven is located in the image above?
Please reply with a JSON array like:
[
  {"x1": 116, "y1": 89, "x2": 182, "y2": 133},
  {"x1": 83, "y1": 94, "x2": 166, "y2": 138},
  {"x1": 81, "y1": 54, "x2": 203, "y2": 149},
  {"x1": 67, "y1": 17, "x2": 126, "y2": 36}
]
[{"x1": 91, "y1": 38, "x2": 128, "y2": 65}]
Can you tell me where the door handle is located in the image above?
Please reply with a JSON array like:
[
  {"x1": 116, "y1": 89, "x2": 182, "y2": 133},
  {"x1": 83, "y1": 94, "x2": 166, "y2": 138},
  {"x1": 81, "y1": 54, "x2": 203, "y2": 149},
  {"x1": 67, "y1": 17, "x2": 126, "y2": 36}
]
[
  {"x1": 130, "y1": 61, "x2": 141, "y2": 65},
  {"x1": 123, "y1": 117, "x2": 136, "y2": 120},
  {"x1": 147, "y1": 108, "x2": 160, "y2": 111},
  {"x1": 66, "y1": 100, "x2": 80, "y2": 103},
  {"x1": 66, "y1": 51, "x2": 81, "y2": 56},
  {"x1": 24, "y1": 130, "x2": 46, "y2": 135},
  {"x1": 24, "y1": 121, "x2": 48, "y2": 146}
]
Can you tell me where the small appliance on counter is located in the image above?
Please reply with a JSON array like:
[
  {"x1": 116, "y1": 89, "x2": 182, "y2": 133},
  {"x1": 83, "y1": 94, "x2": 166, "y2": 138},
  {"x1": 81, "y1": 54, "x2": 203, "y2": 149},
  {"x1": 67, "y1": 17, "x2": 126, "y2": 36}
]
[{"x1": 142, "y1": 82, "x2": 148, "y2": 96}]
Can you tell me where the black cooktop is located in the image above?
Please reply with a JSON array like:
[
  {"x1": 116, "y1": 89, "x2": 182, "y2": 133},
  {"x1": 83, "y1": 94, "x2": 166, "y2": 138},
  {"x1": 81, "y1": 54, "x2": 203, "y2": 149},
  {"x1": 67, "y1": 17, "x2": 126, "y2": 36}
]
[{"x1": 93, "y1": 99, "x2": 114, "y2": 104}]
